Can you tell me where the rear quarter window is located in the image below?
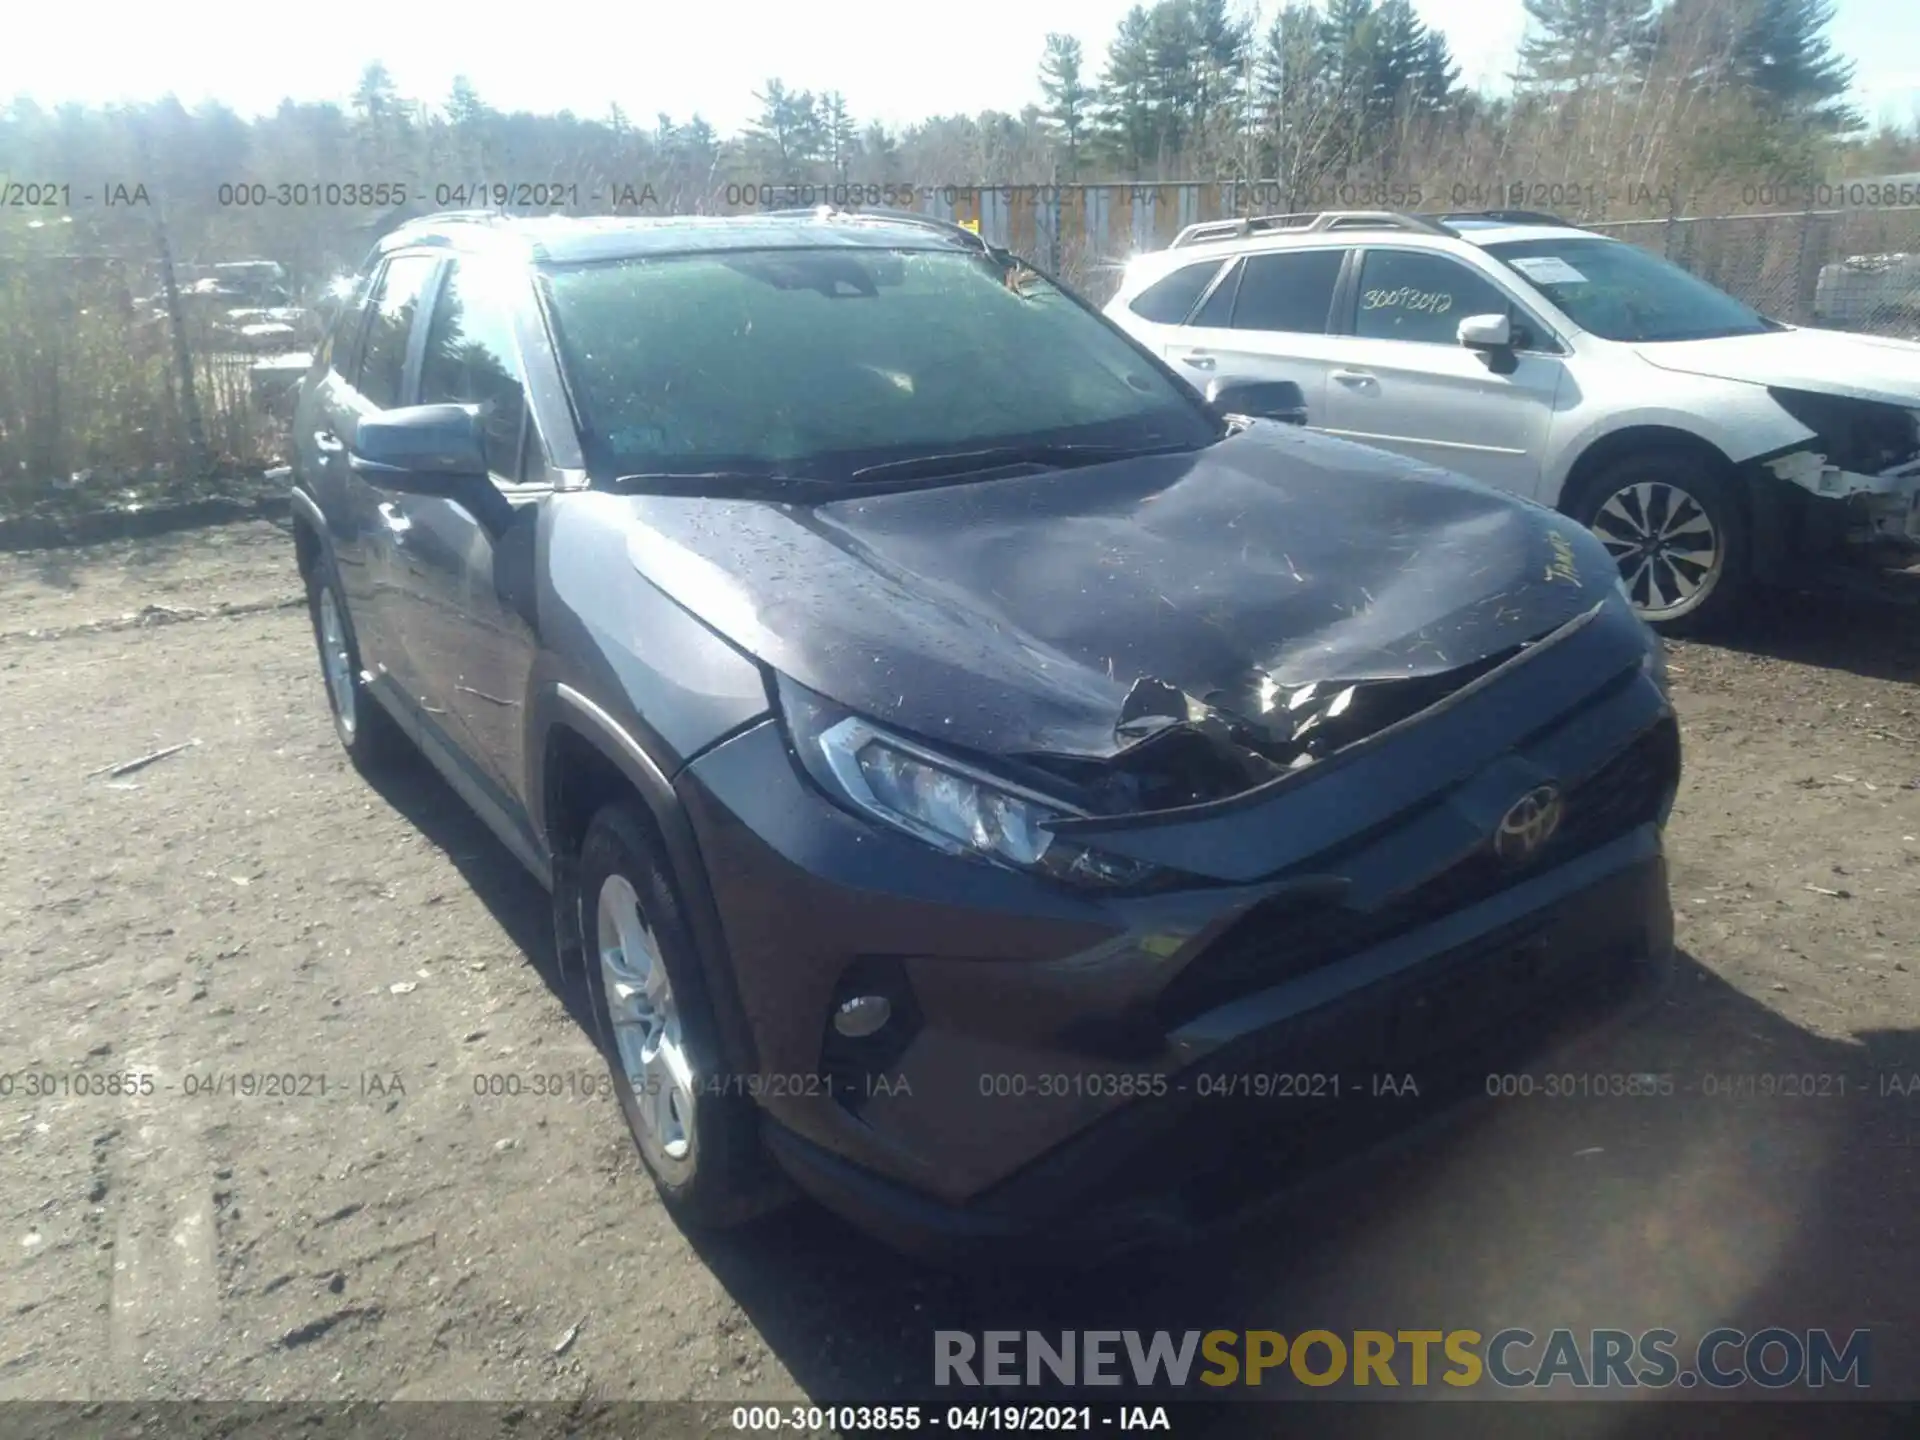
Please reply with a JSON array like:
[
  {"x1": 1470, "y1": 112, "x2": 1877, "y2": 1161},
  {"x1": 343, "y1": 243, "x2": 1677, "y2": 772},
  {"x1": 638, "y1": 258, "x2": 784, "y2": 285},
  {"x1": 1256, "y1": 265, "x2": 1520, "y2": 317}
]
[{"x1": 1127, "y1": 260, "x2": 1226, "y2": 324}]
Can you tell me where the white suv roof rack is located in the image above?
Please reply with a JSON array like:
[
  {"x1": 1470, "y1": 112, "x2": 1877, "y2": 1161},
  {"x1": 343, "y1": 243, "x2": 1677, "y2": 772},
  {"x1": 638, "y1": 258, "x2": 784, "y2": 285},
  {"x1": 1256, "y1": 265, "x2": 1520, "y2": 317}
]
[{"x1": 1169, "y1": 210, "x2": 1457, "y2": 249}]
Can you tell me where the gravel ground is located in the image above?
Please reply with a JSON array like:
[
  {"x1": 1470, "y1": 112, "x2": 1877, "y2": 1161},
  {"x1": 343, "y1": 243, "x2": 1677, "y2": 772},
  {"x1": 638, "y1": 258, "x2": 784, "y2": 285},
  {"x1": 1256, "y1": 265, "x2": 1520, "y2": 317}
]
[{"x1": 2, "y1": 520, "x2": 1918, "y2": 1424}]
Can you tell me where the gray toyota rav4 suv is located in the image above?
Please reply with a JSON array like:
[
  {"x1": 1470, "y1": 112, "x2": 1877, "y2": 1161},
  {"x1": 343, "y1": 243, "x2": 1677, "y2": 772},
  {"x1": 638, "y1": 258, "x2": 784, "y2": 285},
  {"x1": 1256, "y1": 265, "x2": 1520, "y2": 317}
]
[{"x1": 290, "y1": 207, "x2": 1678, "y2": 1260}]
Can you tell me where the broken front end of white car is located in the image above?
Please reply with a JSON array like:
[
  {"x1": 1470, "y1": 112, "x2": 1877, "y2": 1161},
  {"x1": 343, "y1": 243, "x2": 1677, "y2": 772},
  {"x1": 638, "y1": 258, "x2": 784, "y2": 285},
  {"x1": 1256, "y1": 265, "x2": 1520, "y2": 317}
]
[{"x1": 1753, "y1": 387, "x2": 1920, "y2": 592}]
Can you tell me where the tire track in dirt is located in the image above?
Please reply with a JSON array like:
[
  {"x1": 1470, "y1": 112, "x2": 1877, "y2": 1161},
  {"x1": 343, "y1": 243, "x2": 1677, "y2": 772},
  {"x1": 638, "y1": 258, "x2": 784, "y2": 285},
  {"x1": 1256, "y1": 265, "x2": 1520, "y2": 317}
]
[
  {"x1": 97, "y1": 885, "x2": 237, "y2": 1389},
  {"x1": 103, "y1": 1052, "x2": 223, "y2": 1386}
]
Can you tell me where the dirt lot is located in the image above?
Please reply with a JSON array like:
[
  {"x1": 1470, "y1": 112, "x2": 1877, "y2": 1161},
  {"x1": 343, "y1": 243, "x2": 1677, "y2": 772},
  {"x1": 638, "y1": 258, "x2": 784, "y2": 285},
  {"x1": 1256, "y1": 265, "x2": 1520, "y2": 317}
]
[{"x1": 2, "y1": 519, "x2": 1919, "y2": 1427}]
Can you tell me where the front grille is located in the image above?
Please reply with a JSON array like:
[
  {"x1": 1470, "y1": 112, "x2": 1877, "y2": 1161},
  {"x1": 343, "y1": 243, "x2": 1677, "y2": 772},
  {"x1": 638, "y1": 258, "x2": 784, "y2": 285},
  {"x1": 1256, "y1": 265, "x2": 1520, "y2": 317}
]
[{"x1": 1154, "y1": 717, "x2": 1678, "y2": 1028}]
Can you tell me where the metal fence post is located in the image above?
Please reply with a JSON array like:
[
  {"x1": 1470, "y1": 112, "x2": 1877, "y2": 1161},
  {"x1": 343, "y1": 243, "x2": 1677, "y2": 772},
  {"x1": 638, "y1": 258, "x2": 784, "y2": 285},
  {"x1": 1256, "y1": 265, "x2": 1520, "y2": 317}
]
[{"x1": 1792, "y1": 207, "x2": 1823, "y2": 326}]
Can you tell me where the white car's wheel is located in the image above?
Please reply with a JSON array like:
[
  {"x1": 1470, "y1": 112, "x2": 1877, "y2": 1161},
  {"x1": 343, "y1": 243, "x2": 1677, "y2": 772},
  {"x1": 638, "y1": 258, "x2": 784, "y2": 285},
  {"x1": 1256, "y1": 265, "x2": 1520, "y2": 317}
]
[{"x1": 1570, "y1": 453, "x2": 1749, "y2": 633}]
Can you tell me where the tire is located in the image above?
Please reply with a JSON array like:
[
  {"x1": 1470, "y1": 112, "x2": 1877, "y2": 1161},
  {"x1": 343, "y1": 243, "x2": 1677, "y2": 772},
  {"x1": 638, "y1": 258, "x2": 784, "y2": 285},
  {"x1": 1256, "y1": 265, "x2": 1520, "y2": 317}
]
[
  {"x1": 1564, "y1": 450, "x2": 1750, "y2": 635},
  {"x1": 304, "y1": 552, "x2": 412, "y2": 770},
  {"x1": 576, "y1": 802, "x2": 784, "y2": 1229}
]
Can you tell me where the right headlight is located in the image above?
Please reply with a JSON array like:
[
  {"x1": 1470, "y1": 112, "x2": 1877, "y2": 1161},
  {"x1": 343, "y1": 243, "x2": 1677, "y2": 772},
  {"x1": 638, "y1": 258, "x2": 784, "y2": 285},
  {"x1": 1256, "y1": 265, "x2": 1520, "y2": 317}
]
[{"x1": 782, "y1": 680, "x2": 1162, "y2": 889}]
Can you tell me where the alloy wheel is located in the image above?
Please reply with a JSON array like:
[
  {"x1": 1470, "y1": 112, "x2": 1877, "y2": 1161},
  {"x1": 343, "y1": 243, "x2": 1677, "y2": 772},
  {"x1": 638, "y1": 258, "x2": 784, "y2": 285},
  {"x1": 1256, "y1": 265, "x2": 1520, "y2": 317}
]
[
  {"x1": 317, "y1": 587, "x2": 357, "y2": 735},
  {"x1": 1591, "y1": 480, "x2": 1721, "y2": 620},
  {"x1": 595, "y1": 873, "x2": 697, "y2": 1179}
]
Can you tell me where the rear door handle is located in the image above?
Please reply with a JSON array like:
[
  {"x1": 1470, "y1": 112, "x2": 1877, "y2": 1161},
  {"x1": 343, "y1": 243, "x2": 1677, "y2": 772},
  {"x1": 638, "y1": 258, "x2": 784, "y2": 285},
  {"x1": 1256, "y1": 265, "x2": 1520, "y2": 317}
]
[
  {"x1": 313, "y1": 428, "x2": 344, "y2": 454},
  {"x1": 1177, "y1": 350, "x2": 1216, "y2": 370},
  {"x1": 1331, "y1": 370, "x2": 1376, "y2": 386}
]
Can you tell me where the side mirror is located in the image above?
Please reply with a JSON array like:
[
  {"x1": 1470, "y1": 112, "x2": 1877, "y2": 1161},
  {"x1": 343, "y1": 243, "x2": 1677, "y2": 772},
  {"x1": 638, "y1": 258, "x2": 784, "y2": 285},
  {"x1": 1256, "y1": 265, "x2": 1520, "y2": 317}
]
[
  {"x1": 350, "y1": 404, "x2": 491, "y2": 499},
  {"x1": 1205, "y1": 378, "x2": 1308, "y2": 426},
  {"x1": 1457, "y1": 313, "x2": 1513, "y2": 350}
]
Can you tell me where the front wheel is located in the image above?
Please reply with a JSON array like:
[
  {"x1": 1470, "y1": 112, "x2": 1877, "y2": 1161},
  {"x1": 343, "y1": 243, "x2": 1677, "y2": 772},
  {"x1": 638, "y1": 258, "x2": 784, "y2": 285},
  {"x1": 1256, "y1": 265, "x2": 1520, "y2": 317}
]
[
  {"x1": 1565, "y1": 452, "x2": 1749, "y2": 635},
  {"x1": 576, "y1": 803, "x2": 786, "y2": 1228}
]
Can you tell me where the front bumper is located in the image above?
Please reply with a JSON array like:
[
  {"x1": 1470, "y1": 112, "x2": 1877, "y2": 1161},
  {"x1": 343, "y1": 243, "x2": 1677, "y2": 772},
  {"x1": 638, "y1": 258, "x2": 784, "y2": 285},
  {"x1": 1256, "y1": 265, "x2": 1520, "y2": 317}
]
[
  {"x1": 1749, "y1": 449, "x2": 1920, "y2": 583},
  {"x1": 672, "y1": 604, "x2": 1678, "y2": 1255},
  {"x1": 760, "y1": 841, "x2": 1671, "y2": 1262}
]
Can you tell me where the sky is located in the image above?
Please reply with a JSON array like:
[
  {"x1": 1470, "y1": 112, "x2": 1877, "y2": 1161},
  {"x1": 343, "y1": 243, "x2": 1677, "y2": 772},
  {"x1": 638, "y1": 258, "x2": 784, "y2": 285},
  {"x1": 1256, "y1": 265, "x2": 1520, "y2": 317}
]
[{"x1": 2, "y1": 0, "x2": 1915, "y2": 139}]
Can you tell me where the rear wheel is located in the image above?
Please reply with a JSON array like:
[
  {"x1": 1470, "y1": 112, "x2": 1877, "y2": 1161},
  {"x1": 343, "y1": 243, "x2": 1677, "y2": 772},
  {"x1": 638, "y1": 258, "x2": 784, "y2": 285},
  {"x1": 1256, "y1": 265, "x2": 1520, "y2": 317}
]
[
  {"x1": 1566, "y1": 451, "x2": 1749, "y2": 634},
  {"x1": 305, "y1": 555, "x2": 410, "y2": 770}
]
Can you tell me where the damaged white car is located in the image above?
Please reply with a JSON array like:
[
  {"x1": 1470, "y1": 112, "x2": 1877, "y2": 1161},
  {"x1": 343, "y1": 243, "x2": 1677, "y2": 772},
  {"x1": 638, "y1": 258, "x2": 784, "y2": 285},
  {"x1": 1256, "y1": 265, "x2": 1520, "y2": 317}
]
[{"x1": 1106, "y1": 210, "x2": 1920, "y2": 631}]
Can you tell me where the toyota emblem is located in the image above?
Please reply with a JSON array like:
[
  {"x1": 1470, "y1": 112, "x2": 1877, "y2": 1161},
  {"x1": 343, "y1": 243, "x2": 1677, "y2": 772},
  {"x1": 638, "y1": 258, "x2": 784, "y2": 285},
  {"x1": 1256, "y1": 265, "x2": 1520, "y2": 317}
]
[{"x1": 1495, "y1": 784, "x2": 1564, "y2": 866}]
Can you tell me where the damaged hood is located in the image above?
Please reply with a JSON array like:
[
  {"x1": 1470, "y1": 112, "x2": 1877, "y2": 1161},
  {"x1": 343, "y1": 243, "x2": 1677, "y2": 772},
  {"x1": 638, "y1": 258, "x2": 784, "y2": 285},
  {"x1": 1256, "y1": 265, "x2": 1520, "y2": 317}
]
[
  {"x1": 1634, "y1": 327, "x2": 1920, "y2": 408},
  {"x1": 622, "y1": 425, "x2": 1615, "y2": 764}
]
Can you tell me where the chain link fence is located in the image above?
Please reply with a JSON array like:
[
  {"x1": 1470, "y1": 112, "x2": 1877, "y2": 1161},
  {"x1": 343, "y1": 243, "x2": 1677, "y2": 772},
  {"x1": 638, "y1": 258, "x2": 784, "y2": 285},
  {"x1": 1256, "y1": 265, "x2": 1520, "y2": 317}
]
[
  {"x1": 1585, "y1": 207, "x2": 1920, "y2": 335},
  {"x1": 0, "y1": 252, "x2": 302, "y2": 519},
  {"x1": 4, "y1": 194, "x2": 1917, "y2": 522},
  {"x1": 978, "y1": 185, "x2": 1920, "y2": 330}
]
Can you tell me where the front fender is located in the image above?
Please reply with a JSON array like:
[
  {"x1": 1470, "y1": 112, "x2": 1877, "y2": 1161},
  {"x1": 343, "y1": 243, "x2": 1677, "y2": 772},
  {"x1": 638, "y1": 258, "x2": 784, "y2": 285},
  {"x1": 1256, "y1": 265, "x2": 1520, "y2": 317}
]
[
  {"x1": 1544, "y1": 375, "x2": 1816, "y2": 504},
  {"x1": 526, "y1": 491, "x2": 776, "y2": 1076}
]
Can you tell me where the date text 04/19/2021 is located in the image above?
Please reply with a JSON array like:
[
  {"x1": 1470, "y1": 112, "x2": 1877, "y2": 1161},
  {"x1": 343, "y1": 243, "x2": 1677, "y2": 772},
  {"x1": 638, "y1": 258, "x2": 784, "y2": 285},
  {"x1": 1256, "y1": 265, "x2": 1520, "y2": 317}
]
[
  {"x1": 727, "y1": 1404, "x2": 1174, "y2": 1432},
  {"x1": 0, "y1": 1070, "x2": 405, "y2": 1100}
]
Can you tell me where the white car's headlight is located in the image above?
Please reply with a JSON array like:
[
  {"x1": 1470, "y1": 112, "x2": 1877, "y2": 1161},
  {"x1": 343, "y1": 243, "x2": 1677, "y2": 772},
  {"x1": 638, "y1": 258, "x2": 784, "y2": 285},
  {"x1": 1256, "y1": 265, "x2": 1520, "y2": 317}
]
[{"x1": 797, "y1": 706, "x2": 1161, "y2": 889}]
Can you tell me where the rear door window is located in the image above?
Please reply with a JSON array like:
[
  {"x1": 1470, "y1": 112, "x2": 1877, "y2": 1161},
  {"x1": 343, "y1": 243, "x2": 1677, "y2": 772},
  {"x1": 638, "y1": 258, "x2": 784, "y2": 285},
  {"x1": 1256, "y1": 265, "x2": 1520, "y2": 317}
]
[
  {"x1": 316, "y1": 270, "x2": 376, "y2": 377},
  {"x1": 1227, "y1": 249, "x2": 1346, "y2": 334},
  {"x1": 1189, "y1": 261, "x2": 1242, "y2": 327},
  {"x1": 354, "y1": 253, "x2": 439, "y2": 408}
]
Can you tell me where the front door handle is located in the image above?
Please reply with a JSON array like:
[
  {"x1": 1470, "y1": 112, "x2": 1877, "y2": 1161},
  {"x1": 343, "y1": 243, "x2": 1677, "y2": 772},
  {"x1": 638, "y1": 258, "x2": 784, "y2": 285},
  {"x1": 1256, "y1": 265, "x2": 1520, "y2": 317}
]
[
  {"x1": 1177, "y1": 350, "x2": 1216, "y2": 370},
  {"x1": 313, "y1": 428, "x2": 344, "y2": 454},
  {"x1": 1331, "y1": 370, "x2": 1377, "y2": 386},
  {"x1": 377, "y1": 501, "x2": 412, "y2": 538}
]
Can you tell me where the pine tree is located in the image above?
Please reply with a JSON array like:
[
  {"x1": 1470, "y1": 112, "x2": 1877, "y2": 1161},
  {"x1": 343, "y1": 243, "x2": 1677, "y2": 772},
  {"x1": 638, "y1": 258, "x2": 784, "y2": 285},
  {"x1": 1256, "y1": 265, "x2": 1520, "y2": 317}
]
[
  {"x1": 1414, "y1": 30, "x2": 1461, "y2": 108},
  {"x1": 1095, "y1": 7, "x2": 1162, "y2": 172},
  {"x1": 1729, "y1": 0, "x2": 1859, "y2": 130},
  {"x1": 1144, "y1": 1, "x2": 1203, "y2": 159},
  {"x1": 1316, "y1": 0, "x2": 1385, "y2": 167},
  {"x1": 746, "y1": 80, "x2": 825, "y2": 181},
  {"x1": 821, "y1": 92, "x2": 858, "y2": 180},
  {"x1": 1647, "y1": 0, "x2": 1859, "y2": 133},
  {"x1": 1255, "y1": 2, "x2": 1349, "y2": 204},
  {"x1": 1518, "y1": 0, "x2": 1656, "y2": 90},
  {"x1": 860, "y1": 120, "x2": 900, "y2": 182},
  {"x1": 1038, "y1": 33, "x2": 1092, "y2": 178},
  {"x1": 351, "y1": 62, "x2": 400, "y2": 124},
  {"x1": 446, "y1": 76, "x2": 489, "y2": 128},
  {"x1": 1188, "y1": 0, "x2": 1250, "y2": 128},
  {"x1": 1371, "y1": 1, "x2": 1426, "y2": 114}
]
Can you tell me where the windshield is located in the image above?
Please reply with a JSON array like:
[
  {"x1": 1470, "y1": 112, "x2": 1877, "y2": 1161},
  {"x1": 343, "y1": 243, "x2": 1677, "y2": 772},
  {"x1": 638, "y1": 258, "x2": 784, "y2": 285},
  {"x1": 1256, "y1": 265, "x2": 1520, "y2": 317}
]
[
  {"x1": 540, "y1": 244, "x2": 1219, "y2": 483},
  {"x1": 1484, "y1": 237, "x2": 1773, "y2": 343}
]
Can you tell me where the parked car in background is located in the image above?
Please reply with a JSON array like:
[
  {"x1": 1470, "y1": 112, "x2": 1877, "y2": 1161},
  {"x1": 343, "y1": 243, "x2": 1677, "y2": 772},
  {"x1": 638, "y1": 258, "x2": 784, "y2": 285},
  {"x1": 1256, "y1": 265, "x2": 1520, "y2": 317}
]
[
  {"x1": 1815, "y1": 251, "x2": 1920, "y2": 336},
  {"x1": 290, "y1": 207, "x2": 1678, "y2": 1259},
  {"x1": 1106, "y1": 209, "x2": 1920, "y2": 632}
]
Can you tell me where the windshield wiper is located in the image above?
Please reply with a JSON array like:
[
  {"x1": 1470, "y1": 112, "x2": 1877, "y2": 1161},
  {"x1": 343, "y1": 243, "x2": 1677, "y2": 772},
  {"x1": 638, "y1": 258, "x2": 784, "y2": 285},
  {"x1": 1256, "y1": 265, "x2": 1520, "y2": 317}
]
[
  {"x1": 1637, "y1": 323, "x2": 1775, "y2": 342},
  {"x1": 608, "y1": 470, "x2": 836, "y2": 500},
  {"x1": 849, "y1": 441, "x2": 1193, "y2": 484}
]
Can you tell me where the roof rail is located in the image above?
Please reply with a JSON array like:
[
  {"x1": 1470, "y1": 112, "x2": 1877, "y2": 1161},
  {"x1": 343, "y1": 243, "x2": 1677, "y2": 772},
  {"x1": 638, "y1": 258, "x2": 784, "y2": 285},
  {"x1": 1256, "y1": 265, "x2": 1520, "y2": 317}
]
[
  {"x1": 1430, "y1": 209, "x2": 1578, "y2": 228},
  {"x1": 392, "y1": 209, "x2": 516, "y2": 231},
  {"x1": 1170, "y1": 210, "x2": 1455, "y2": 248},
  {"x1": 380, "y1": 209, "x2": 525, "y2": 251},
  {"x1": 759, "y1": 204, "x2": 1000, "y2": 255}
]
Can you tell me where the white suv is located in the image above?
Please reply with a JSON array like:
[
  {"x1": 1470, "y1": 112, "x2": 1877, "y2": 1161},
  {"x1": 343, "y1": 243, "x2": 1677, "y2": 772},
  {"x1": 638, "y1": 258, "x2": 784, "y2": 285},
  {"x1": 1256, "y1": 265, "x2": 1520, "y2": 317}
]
[{"x1": 1104, "y1": 210, "x2": 1920, "y2": 631}]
